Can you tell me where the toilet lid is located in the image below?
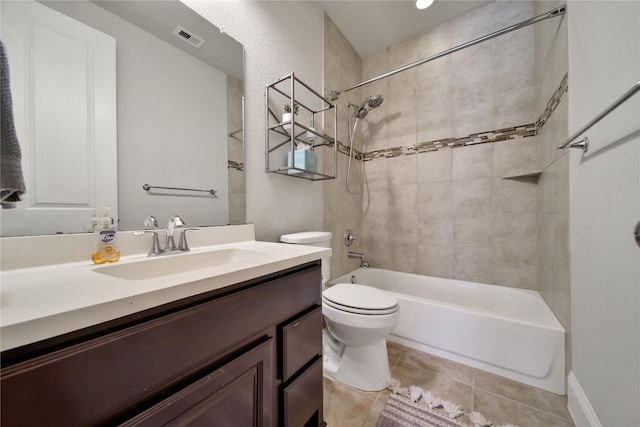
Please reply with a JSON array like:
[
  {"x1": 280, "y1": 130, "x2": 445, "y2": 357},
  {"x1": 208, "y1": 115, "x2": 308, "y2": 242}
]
[{"x1": 322, "y1": 283, "x2": 399, "y2": 315}]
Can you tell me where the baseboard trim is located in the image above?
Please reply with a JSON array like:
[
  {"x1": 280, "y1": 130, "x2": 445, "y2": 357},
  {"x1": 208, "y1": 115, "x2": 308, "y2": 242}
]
[{"x1": 567, "y1": 372, "x2": 603, "y2": 427}]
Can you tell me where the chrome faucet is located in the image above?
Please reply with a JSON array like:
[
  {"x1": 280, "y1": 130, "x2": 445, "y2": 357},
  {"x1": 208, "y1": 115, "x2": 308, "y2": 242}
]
[
  {"x1": 165, "y1": 215, "x2": 185, "y2": 252},
  {"x1": 348, "y1": 251, "x2": 369, "y2": 268},
  {"x1": 135, "y1": 230, "x2": 164, "y2": 256},
  {"x1": 135, "y1": 215, "x2": 198, "y2": 256}
]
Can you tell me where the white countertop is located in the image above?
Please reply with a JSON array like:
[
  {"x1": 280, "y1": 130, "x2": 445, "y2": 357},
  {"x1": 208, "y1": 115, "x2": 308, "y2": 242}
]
[{"x1": 0, "y1": 226, "x2": 330, "y2": 352}]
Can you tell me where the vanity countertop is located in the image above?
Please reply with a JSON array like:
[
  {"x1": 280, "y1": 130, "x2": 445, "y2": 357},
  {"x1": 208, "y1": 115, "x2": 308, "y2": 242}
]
[{"x1": 0, "y1": 226, "x2": 330, "y2": 352}]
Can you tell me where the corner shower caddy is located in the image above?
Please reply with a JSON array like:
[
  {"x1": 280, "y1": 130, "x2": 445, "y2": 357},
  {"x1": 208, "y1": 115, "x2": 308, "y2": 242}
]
[{"x1": 265, "y1": 72, "x2": 337, "y2": 180}]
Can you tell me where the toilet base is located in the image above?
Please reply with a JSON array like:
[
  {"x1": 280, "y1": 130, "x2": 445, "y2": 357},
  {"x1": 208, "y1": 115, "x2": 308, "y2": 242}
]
[{"x1": 323, "y1": 335, "x2": 392, "y2": 392}]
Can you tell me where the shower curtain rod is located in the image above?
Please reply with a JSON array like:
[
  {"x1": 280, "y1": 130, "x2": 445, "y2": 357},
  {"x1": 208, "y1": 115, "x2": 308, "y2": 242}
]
[{"x1": 327, "y1": 4, "x2": 566, "y2": 101}]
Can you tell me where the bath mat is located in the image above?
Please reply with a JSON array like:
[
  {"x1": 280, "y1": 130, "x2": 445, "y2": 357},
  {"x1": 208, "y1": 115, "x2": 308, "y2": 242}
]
[{"x1": 376, "y1": 379, "x2": 518, "y2": 427}]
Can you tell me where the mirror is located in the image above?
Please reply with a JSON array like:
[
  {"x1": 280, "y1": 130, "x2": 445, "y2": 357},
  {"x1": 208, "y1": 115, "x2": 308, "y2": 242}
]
[{"x1": 0, "y1": 0, "x2": 244, "y2": 237}]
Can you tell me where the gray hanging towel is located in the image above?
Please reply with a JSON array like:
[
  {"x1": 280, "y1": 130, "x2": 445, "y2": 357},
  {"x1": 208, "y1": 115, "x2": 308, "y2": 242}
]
[{"x1": 1, "y1": 40, "x2": 26, "y2": 208}]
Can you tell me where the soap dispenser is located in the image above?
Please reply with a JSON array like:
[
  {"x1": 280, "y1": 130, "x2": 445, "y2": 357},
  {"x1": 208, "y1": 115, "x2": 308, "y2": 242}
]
[{"x1": 92, "y1": 207, "x2": 120, "y2": 264}]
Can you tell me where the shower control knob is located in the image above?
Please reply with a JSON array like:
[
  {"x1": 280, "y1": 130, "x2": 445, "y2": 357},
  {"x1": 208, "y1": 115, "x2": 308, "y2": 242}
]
[{"x1": 345, "y1": 229, "x2": 357, "y2": 246}]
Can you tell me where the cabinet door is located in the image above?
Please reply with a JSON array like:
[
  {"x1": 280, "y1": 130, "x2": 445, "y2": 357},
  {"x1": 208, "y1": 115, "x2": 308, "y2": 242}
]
[{"x1": 122, "y1": 338, "x2": 274, "y2": 427}]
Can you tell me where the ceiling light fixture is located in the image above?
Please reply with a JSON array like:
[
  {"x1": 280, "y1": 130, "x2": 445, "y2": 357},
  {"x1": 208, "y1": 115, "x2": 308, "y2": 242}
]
[{"x1": 416, "y1": 0, "x2": 435, "y2": 10}]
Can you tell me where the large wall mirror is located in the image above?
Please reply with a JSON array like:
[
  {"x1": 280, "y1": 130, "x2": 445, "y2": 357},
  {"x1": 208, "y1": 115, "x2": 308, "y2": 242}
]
[{"x1": 0, "y1": 0, "x2": 244, "y2": 237}]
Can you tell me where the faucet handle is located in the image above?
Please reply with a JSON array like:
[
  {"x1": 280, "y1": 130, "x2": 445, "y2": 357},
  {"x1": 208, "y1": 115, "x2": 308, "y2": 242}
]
[
  {"x1": 178, "y1": 228, "x2": 200, "y2": 252},
  {"x1": 345, "y1": 229, "x2": 357, "y2": 246},
  {"x1": 143, "y1": 215, "x2": 158, "y2": 229},
  {"x1": 134, "y1": 230, "x2": 164, "y2": 256}
]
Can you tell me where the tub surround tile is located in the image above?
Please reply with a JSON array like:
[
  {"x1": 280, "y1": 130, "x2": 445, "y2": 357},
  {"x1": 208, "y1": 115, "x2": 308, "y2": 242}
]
[
  {"x1": 418, "y1": 181, "x2": 453, "y2": 214},
  {"x1": 386, "y1": 110, "x2": 417, "y2": 149},
  {"x1": 551, "y1": 213, "x2": 569, "y2": 271},
  {"x1": 362, "y1": 49, "x2": 388, "y2": 80},
  {"x1": 493, "y1": 138, "x2": 538, "y2": 178},
  {"x1": 323, "y1": 12, "x2": 364, "y2": 280},
  {"x1": 417, "y1": 75, "x2": 452, "y2": 119},
  {"x1": 363, "y1": 188, "x2": 389, "y2": 217},
  {"x1": 453, "y1": 213, "x2": 494, "y2": 248},
  {"x1": 492, "y1": 46, "x2": 535, "y2": 93},
  {"x1": 388, "y1": 242, "x2": 418, "y2": 274},
  {"x1": 452, "y1": 179, "x2": 493, "y2": 215},
  {"x1": 362, "y1": 239, "x2": 391, "y2": 271},
  {"x1": 388, "y1": 184, "x2": 418, "y2": 215},
  {"x1": 452, "y1": 141, "x2": 493, "y2": 180},
  {"x1": 417, "y1": 149, "x2": 452, "y2": 183},
  {"x1": 326, "y1": 2, "x2": 569, "y2": 319},
  {"x1": 452, "y1": 107, "x2": 495, "y2": 140},
  {"x1": 388, "y1": 36, "x2": 418, "y2": 69},
  {"x1": 387, "y1": 154, "x2": 417, "y2": 185},
  {"x1": 494, "y1": 85, "x2": 536, "y2": 129},
  {"x1": 494, "y1": 213, "x2": 537, "y2": 250},
  {"x1": 388, "y1": 213, "x2": 418, "y2": 246},
  {"x1": 454, "y1": 246, "x2": 494, "y2": 284},
  {"x1": 450, "y1": 1, "x2": 495, "y2": 46},
  {"x1": 418, "y1": 214, "x2": 453, "y2": 247},
  {"x1": 494, "y1": 177, "x2": 537, "y2": 213},
  {"x1": 494, "y1": 247, "x2": 537, "y2": 289},
  {"x1": 452, "y1": 43, "x2": 493, "y2": 86},
  {"x1": 417, "y1": 18, "x2": 454, "y2": 57},
  {"x1": 362, "y1": 114, "x2": 388, "y2": 152},
  {"x1": 416, "y1": 244, "x2": 454, "y2": 279},
  {"x1": 553, "y1": 265, "x2": 571, "y2": 331}
]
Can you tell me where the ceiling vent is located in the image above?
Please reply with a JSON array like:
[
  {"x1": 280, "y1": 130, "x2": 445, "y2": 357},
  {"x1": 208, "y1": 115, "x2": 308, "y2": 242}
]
[{"x1": 172, "y1": 25, "x2": 205, "y2": 48}]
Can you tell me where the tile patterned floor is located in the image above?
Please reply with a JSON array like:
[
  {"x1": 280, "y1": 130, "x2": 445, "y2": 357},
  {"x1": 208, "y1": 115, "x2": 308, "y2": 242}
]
[{"x1": 323, "y1": 341, "x2": 575, "y2": 427}]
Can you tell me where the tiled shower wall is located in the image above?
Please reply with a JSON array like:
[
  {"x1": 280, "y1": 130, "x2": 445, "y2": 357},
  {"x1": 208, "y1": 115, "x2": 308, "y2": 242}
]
[
  {"x1": 360, "y1": 1, "x2": 541, "y2": 288},
  {"x1": 322, "y1": 0, "x2": 570, "y2": 330},
  {"x1": 323, "y1": 14, "x2": 365, "y2": 277},
  {"x1": 534, "y1": 1, "x2": 569, "y2": 331}
]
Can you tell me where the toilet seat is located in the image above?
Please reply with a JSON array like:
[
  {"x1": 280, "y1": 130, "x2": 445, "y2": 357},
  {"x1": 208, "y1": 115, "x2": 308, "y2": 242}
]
[{"x1": 322, "y1": 283, "x2": 399, "y2": 315}]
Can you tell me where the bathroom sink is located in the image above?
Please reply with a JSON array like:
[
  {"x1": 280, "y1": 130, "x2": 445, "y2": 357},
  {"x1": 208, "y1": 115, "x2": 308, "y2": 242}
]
[{"x1": 93, "y1": 248, "x2": 268, "y2": 281}]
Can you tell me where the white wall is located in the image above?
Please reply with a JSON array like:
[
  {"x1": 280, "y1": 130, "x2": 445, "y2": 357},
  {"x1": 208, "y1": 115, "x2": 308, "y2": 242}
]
[
  {"x1": 568, "y1": 1, "x2": 640, "y2": 425},
  {"x1": 183, "y1": 0, "x2": 325, "y2": 242}
]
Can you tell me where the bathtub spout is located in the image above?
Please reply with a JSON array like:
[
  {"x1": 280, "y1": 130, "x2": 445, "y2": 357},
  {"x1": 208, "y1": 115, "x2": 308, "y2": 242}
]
[{"x1": 348, "y1": 251, "x2": 369, "y2": 268}]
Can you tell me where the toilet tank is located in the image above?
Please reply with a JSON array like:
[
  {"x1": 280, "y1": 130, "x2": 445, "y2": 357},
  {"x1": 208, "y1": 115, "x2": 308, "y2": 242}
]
[{"x1": 280, "y1": 232, "x2": 332, "y2": 285}]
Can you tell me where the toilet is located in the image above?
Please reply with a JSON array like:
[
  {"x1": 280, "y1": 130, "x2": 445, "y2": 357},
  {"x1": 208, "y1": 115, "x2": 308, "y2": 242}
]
[{"x1": 280, "y1": 231, "x2": 399, "y2": 392}]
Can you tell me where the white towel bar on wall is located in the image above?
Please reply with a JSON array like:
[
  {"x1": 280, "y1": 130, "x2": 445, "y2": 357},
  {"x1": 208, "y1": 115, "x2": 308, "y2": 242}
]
[{"x1": 559, "y1": 80, "x2": 640, "y2": 153}]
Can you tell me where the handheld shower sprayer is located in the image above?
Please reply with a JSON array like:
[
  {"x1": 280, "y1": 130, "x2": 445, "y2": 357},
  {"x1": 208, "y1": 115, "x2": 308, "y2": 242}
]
[
  {"x1": 346, "y1": 95, "x2": 384, "y2": 194},
  {"x1": 348, "y1": 95, "x2": 384, "y2": 119}
]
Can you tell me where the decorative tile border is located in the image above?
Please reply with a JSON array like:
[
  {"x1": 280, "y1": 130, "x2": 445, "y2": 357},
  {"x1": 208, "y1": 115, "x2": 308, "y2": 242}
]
[
  {"x1": 536, "y1": 72, "x2": 568, "y2": 130},
  {"x1": 363, "y1": 123, "x2": 537, "y2": 161},
  {"x1": 228, "y1": 160, "x2": 244, "y2": 171},
  {"x1": 340, "y1": 73, "x2": 569, "y2": 162}
]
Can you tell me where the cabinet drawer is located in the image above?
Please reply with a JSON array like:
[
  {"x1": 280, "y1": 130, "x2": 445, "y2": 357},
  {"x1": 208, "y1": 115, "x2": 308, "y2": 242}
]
[
  {"x1": 282, "y1": 358, "x2": 323, "y2": 427},
  {"x1": 280, "y1": 306, "x2": 322, "y2": 382}
]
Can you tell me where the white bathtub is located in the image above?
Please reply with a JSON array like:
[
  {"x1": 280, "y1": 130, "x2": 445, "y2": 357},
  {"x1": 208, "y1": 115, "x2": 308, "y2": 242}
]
[{"x1": 328, "y1": 268, "x2": 566, "y2": 394}]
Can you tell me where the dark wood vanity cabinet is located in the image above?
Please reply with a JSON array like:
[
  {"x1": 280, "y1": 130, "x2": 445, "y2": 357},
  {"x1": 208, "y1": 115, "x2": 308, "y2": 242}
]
[{"x1": 1, "y1": 262, "x2": 324, "y2": 427}]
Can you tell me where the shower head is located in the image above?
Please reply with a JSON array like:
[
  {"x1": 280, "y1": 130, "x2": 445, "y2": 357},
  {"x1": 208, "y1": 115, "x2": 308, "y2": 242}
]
[
  {"x1": 350, "y1": 95, "x2": 384, "y2": 118},
  {"x1": 365, "y1": 95, "x2": 384, "y2": 109}
]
